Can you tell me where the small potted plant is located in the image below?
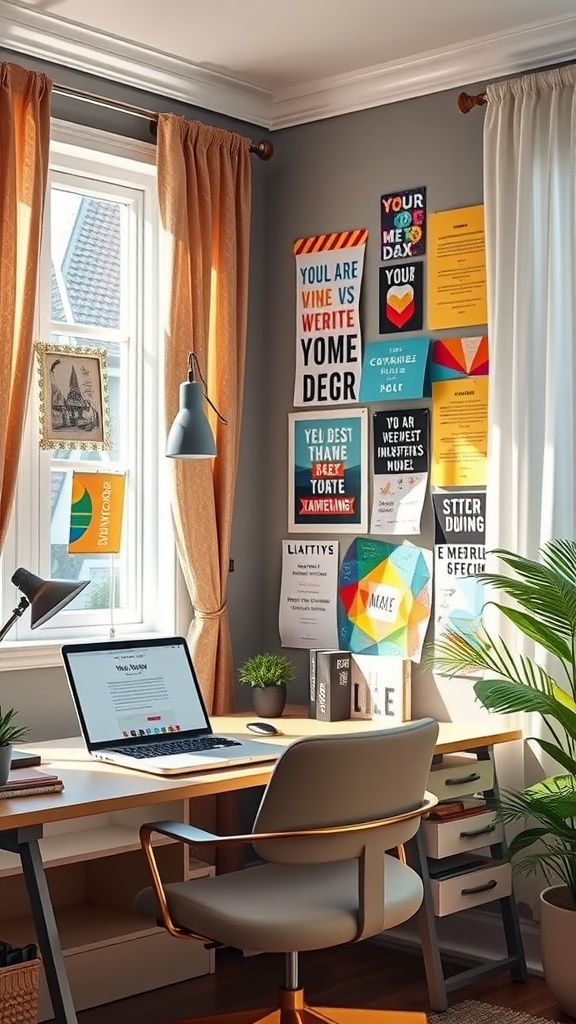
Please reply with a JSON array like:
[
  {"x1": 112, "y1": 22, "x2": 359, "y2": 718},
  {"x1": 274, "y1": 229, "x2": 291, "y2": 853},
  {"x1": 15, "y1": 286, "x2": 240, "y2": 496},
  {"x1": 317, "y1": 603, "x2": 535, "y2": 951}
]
[
  {"x1": 238, "y1": 652, "x2": 296, "y2": 718},
  {"x1": 0, "y1": 707, "x2": 29, "y2": 786}
]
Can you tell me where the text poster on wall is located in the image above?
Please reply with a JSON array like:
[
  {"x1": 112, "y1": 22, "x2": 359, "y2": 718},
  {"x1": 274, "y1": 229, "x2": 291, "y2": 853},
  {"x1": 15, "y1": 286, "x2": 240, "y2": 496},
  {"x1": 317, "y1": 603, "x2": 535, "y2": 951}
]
[
  {"x1": 431, "y1": 336, "x2": 489, "y2": 382},
  {"x1": 293, "y1": 228, "x2": 367, "y2": 407},
  {"x1": 359, "y1": 338, "x2": 429, "y2": 403},
  {"x1": 288, "y1": 409, "x2": 368, "y2": 533},
  {"x1": 278, "y1": 540, "x2": 339, "y2": 650},
  {"x1": 431, "y1": 377, "x2": 488, "y2": 487},
  {"x1": 379, "y1": 261, "x2": 423, "y2": 333},
  {"x1": 338, "y1": 538, "x2": 432, "y2": 661},
  {"x1": 381, "y1": 187, "x2": 426, "y2": 262},
  {"x1": 433, "y1": 493, "x2": 486, "y2": 666},
  {"x1": 371, "y1": 409, "x2": 429, "y2": 536},
  {"x1": 427, "y1": 205, "x2": 487, "y2": 330},
  {"x1": 68, "y1": 471, "x2": 126, "y2": 554}
]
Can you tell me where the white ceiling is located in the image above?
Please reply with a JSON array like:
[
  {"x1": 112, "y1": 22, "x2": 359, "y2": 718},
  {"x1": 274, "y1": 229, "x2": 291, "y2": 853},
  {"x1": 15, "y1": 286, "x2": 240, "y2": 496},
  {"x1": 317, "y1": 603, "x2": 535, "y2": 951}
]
[{"x1": 2, "y1": 0, "x2": 576, "y2": 128}]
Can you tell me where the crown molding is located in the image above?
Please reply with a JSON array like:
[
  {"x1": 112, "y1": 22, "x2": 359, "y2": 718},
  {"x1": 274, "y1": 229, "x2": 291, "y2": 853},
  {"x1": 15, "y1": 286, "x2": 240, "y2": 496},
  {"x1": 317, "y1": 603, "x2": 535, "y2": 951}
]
[{"x1": 0, "y1": 1, "x2": 575, "y2": 131}]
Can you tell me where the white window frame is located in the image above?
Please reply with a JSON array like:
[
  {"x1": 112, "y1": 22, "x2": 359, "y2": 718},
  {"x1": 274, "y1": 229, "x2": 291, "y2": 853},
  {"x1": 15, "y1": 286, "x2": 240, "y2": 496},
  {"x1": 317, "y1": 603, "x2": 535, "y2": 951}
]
[{"x1": 0, "y1": 120, "x2": 175, "y2": 670}]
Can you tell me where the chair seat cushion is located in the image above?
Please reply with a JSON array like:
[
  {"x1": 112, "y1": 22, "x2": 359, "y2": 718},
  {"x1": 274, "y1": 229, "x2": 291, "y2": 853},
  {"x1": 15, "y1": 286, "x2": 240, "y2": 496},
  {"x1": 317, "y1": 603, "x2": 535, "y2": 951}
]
[{"x1": 135, "y1": 853, "x2": 423, "y2": 953}]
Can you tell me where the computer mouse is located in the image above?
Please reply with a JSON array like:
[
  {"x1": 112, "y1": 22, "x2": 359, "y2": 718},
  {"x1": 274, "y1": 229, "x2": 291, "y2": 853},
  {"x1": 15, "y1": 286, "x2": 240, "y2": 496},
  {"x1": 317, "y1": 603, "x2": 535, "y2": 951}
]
[{"x1": 246, "y1": 721, "x2": 281, "y2": 736}]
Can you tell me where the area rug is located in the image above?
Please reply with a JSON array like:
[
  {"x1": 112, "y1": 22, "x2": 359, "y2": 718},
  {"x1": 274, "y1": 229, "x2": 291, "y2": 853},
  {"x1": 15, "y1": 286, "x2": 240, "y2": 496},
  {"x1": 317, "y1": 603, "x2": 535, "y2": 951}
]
[{"x1": 429, "y1": 1000, "x2": 554, "y2": 1024}]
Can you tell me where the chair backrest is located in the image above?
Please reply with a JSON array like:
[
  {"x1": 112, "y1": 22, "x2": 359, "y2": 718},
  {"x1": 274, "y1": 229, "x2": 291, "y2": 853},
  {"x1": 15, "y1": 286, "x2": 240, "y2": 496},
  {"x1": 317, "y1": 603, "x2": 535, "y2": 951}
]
[{"x1": 252, "y1": 717, "x2": 438, "y2": 864}]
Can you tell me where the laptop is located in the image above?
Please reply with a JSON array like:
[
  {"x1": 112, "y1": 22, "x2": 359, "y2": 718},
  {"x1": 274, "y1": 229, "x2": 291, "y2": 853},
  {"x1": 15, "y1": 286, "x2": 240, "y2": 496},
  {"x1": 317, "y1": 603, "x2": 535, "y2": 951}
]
[{"x1": 61, "y1": 636, "x2": 282, "y2": 776}]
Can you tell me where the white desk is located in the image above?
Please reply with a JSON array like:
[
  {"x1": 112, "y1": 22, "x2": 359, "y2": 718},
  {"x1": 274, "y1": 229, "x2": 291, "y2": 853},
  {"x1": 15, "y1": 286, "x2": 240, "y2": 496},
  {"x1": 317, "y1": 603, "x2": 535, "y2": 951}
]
[{"x1": 0, "y1": 714, "x2": 525, "y2": 1022}]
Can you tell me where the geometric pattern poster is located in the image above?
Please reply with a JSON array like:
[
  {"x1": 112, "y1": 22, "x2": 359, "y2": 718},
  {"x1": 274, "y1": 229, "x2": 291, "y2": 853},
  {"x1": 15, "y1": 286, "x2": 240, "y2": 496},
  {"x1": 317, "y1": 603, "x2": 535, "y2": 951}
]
[
  {"x1": 371, "y1": 409, "x2": 429, "y2": 535},
  {"x1": 338, "y1": 538, "x2": 432, "y2": 660},
  {"x1": 293, "y1": 228, "x2": 367, "y2": 407},
  {"x1": 433, "y1": 492, "x2": 486, "y2": 664},
  {"x1": 288, "y1": 409, "x2": 368, "y2": 533},
  {"x1": 68, "y1": 471, "x2": 126, "y2": 554},
  {"x1": 430, "y1": 336, "x2": 489, "y2": 382}
]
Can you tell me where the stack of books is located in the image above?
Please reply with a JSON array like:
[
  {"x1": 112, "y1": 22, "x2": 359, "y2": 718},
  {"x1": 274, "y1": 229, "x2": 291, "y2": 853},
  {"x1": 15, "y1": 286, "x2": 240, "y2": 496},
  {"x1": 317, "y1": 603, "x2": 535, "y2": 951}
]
[{"x1": 0, "y1": 767, "x2": 64, "y2": 799}]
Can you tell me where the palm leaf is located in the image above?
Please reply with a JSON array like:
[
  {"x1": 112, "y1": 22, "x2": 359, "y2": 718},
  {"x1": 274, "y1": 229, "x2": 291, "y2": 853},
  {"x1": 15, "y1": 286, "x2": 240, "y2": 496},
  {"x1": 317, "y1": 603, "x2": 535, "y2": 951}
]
[{"x1": 474, "y1": 680, "x2": 576, "y2": 740}]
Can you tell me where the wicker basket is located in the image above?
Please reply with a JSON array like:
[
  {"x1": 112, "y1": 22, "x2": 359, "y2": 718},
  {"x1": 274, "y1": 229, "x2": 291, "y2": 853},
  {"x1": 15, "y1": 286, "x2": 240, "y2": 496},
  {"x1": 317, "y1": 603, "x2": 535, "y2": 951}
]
[{"x1": 0, "y1": 960, "x2": 40, "y2": 1024}]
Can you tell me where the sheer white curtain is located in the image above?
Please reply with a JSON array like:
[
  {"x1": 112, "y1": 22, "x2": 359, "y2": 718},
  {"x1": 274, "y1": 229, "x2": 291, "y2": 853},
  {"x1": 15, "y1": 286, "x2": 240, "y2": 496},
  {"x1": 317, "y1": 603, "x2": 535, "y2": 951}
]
[{"x1": 483, "y1": 65, "x2": 576, "y2": 915}]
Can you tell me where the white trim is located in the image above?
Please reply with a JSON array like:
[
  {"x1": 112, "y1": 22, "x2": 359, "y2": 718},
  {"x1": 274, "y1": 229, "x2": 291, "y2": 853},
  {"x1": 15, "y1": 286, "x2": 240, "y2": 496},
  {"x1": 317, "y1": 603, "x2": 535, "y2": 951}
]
[{"x1": 1, "y1": 1, "x2": 576, "y2": 129}]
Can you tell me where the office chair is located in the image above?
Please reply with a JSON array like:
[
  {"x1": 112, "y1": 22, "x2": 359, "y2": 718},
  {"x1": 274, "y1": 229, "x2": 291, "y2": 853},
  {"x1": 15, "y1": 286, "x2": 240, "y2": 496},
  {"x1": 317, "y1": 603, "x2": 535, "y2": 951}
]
[{"x1": 136, "y1": 718, "x2": 439, "y2": 1024}]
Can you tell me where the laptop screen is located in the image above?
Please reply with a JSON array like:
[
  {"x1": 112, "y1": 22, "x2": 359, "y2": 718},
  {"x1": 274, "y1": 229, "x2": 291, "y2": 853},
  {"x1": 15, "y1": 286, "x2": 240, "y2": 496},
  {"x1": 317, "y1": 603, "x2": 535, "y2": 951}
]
[{"x1": 62, "y1": 637, "x2": 212, "y2": 746}]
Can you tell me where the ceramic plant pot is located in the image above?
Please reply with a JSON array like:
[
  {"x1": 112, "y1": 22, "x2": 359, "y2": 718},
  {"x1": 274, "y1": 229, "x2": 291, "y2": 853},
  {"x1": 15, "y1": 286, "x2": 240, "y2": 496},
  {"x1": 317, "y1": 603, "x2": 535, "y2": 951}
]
[
  {"x1": 251, "y1": 684, "x2": 286, "y2": 719},
  {"x1": 540, "y1": 885, "x2": 576, "y2": 1018},
  {"x1": 0, "y1": 744, "x2": 12, "y2": 786}
]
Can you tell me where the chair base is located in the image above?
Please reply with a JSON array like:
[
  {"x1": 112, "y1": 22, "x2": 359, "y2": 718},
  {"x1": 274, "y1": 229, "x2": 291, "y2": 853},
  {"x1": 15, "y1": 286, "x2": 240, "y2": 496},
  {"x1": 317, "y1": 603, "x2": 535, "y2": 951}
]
[{"x1": 172, "y1": 987, "x2": 429, "y2": 1023}]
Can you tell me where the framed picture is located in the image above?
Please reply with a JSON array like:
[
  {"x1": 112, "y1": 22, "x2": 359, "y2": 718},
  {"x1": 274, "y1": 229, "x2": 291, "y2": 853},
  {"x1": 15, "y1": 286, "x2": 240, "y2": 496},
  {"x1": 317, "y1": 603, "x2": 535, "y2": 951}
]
[
  {"x1": 288, "y1": 408, "x2": 368, "y2": 533},
  {"x1": 35, "y1": 342, "x2": 112, "y2": 451}
]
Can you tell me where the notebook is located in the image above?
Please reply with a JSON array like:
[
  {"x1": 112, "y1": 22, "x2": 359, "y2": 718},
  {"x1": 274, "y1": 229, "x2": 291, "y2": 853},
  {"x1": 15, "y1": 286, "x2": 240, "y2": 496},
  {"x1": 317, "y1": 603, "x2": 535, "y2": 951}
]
[{"x1": 61, "y1": 636, "x2": 282, "y2": 776}]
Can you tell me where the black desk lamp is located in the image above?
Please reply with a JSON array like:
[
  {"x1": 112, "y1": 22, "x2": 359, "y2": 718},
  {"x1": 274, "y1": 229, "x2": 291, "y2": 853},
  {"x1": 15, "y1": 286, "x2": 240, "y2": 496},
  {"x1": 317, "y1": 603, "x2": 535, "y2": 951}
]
[{"x1": 0, "y1": 567, "x2": 89, "y2": 767}]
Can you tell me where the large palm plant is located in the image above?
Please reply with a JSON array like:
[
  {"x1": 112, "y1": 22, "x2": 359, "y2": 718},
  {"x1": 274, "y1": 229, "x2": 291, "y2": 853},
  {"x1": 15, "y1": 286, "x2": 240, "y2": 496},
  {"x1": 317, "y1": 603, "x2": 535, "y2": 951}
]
[{"x1": 429, "y1": 538, "x2": 576, "y2": 907}]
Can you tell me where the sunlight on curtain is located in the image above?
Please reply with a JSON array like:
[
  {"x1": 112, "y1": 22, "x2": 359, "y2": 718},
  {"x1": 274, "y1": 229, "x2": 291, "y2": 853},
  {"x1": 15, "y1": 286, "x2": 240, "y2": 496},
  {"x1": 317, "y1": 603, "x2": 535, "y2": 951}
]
[
  {"x1": 483, "y1": 65, "x2": 576, "y2": 916},
  {"x1": 156, "y1": 114, "x2": 251, "y2": 715},
  {"x1": 0, "y1": 63, "x2": 51, "y2": 548}
]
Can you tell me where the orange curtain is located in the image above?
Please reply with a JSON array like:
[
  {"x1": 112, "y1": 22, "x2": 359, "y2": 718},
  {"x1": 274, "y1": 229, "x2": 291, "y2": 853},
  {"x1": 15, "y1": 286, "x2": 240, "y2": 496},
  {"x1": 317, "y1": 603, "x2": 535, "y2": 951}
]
[
  {"x1": 0, "y1": 63, "x2": 52, "y2": 549},
  {"x1": 157, "y1": 114, "x2": 251, "y2": 713}
]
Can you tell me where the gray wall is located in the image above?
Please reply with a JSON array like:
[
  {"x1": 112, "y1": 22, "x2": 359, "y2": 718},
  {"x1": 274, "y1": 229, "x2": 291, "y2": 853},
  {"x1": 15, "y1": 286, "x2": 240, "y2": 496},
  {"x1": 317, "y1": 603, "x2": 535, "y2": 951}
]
[{"x1": 263, "y1": 85, "x2": 491, "y2": 721}]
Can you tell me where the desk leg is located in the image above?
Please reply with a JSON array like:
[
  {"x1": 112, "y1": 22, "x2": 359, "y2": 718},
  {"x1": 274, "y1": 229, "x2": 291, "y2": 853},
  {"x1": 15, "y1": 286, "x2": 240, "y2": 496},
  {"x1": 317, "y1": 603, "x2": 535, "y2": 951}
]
[
  {"x1": 0, "y1": 827, "x2": 78, "y2": 1024},
  {"x1": 408, "y1": 830, "x2": 449, "y2": 1012}
]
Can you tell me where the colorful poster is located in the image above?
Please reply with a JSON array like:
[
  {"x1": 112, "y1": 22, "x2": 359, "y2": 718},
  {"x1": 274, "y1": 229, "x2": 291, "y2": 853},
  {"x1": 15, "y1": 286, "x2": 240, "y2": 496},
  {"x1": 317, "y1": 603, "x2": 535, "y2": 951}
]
[
  {"x1": 381, "y1": 187, "x2": 426, "y2": 261},
  {"x1": 359, "y1": 338, "x2": 429, "y2": 402},
  {"x1": 289, "y1": 409, "x2": 368, "y2": 533},
  {"x1": 371, "y1": 409, "x2": 429, "y2": 536},
  {"x1": 431, "y1": 336, "x2": 489, "y2": 381},
  {"x1": 433, "y1": 491, "x2": 486, "y2": 545},
  {"x1": 427, "y1": 205, "x2": 487, "y2": 330},
  {"x1": 293, "y1": 228, "x2": 367, "y2": 407},
  {"x1": 379, "y1": 262, "x2": 423, "y2": 333},
  {"x1": 338, "y1": 538, "x2": 432, "y2": 661},
  {"x1": 278, "y1": 540, "x2": 339, "y2": 649},
  {"x1": 434, "y1": 544, "x2": 486, "y2": 662},
  {"x1": 431, "y1": 377, "x2": 488, "y2": 487},
  {"x1": 68, "y1": 471, "x2": 126, "y2": 554}
]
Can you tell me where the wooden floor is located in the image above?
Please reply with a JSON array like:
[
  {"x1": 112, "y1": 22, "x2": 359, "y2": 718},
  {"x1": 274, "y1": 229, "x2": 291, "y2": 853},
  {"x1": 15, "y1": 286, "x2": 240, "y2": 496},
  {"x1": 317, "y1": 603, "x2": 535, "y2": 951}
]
[{"x1": 77, "y1": 942, "x2": 574, "y2": 1024}]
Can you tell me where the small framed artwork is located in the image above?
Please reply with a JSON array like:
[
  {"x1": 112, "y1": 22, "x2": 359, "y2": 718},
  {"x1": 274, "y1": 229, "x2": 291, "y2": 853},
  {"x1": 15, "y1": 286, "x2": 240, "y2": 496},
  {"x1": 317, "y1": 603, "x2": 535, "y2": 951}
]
[{"x1": 35, "y1": 342, "x2": 112, "y2": 451}]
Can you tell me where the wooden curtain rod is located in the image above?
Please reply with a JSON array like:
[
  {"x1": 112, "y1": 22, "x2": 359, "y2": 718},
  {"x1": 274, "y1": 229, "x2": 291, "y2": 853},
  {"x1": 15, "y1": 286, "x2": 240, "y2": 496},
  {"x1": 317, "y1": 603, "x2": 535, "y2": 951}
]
[
  {"x1": 52, "y1": 82, "x2": 274, "y2": 160},
  {"x1": 458, "y1": 91, "x2": 488, "y2": 113}
]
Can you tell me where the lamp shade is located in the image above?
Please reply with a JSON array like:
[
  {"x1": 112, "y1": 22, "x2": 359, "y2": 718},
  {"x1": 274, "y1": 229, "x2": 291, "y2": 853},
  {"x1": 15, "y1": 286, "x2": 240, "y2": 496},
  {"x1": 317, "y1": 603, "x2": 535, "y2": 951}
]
[
  {"x1": 166, "y1": 380, "x2": 216, "y2": 459},
  {"x1": 11, "y1": 567, "x2": 89, "y2": 629}
]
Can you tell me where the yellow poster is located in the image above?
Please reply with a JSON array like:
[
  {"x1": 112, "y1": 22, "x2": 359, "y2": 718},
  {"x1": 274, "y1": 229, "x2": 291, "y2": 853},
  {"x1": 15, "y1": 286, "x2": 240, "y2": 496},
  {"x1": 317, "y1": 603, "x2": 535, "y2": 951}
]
[
  {"x1": 431, "y1": 377, "x2": 488, "y2": 487},
  {"x1": 427, "y1": 205, "x2": 487, "y2": 330},
  {"x1": 68, "y1": 472, "x2": 126, "y2": 554}
]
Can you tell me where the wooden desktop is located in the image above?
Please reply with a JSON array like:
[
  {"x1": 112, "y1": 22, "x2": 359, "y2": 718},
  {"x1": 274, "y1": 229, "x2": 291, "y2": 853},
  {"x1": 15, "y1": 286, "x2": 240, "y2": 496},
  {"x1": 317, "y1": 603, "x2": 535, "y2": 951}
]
[{"x1": 0, "y1": 712, "x2": 524, "y2": 1023}]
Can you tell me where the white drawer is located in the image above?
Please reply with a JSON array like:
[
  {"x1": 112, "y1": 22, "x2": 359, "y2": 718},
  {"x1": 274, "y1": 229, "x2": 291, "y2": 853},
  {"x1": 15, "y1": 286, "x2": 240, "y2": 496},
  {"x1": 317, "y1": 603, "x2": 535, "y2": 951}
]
[
  {"x1": 423, "y1": 809, "x2": 502, "y2": 859},
  {"x1": 427, "y1": 755, "x2": 493, "y2": 801},
  {"x1": 430, "y1": 857, "x2": 511, "y2": 917}
]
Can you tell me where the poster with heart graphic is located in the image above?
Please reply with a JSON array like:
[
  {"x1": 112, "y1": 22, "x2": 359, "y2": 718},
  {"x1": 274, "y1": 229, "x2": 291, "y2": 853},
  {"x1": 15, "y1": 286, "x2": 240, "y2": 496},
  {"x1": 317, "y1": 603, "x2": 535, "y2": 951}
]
[{"x1": 379, "y1": 261, "x2": 423, "y2": 334}]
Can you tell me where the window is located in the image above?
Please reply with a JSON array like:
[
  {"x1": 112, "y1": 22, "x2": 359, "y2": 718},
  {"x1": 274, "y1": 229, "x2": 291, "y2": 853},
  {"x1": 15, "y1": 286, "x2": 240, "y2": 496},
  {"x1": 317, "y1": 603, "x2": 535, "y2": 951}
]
[{"x1": 1, "y1": 122, "x2": 174, "y2": 666}]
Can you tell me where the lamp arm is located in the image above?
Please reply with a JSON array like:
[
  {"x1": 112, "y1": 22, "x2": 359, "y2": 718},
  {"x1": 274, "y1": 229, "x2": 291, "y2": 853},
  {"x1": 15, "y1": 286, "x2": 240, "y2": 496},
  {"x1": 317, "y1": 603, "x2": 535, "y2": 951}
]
[
  {"x1": 0, "y1": 597, "x2": 30, "y2": 643},
  {"x1": 189, "y1": 352, "x2": 228, "y2": 425}
]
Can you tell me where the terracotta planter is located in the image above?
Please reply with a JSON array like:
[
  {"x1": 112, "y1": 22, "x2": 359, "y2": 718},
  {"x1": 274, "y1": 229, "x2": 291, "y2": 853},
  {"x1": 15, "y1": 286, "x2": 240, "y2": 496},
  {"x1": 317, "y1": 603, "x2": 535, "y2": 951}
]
[
  {"x1": 0, "y1": 744, "x2": 12, "y2": 786},
  {"x1": 540, "y1": 885, "x2": 576, "y2": 1017},
  {"x1": 251, "y1": 684, "x2": 286, "y2": 718}
]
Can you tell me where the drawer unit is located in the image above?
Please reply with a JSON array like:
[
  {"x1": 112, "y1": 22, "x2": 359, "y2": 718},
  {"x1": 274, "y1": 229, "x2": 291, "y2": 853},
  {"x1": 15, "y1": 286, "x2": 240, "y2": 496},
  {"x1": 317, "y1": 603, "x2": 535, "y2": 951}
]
[
  {"x1": 427, "y1": 754, "x2": 493, "y2": 801},
  {"x1": 429, "y1": 856, "x2": 511, "y2": 917},
  {"x1": 423, "y1": 808, "x2": 502, "y2": 859}
]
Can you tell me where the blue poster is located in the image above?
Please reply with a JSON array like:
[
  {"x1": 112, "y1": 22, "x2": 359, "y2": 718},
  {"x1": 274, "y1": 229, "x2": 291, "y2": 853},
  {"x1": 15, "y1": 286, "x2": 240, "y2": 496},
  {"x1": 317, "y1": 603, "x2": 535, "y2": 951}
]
[
  {"x1": 359, "y1": 339, "x2": 430, "y2": 402},
  {"x1": 288, "y1": 409, "x2": 368, "y2": 533}
]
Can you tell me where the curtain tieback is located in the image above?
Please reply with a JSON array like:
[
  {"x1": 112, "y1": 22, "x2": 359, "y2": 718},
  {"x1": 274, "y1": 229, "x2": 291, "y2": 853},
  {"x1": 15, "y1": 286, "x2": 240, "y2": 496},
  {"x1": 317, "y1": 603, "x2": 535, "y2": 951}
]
[{"x1": 195, "y1": 603, "x2": 227, "y2": 620}]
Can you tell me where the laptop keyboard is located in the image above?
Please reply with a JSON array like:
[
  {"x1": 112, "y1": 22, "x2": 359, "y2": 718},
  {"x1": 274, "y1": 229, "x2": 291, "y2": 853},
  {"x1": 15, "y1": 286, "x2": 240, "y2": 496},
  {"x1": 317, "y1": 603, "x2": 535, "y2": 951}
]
[{"x1": 109, "y1": 735, "x2": 242, "y2": 759}]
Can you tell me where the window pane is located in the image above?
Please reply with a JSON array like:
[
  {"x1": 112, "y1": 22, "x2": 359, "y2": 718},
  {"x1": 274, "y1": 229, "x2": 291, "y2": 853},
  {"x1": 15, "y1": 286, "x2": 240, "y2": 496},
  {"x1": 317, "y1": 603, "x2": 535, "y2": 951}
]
[{"x1": 50, "y1": 189, "x2": 125, "y2": 329}]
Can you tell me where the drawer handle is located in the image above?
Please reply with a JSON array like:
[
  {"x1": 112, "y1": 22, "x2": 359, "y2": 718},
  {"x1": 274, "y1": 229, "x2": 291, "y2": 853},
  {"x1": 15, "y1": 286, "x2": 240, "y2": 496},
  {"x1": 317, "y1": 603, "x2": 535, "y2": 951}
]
[
  {"x1": 459, "y1": 824, "x2": 496, "y2": 839},
  {"x1": 461, "y1": 879, "x2": 498, "y2": 896},
  {"x1": 444, "y1": 772, "x2": 481, "y2": 786}
]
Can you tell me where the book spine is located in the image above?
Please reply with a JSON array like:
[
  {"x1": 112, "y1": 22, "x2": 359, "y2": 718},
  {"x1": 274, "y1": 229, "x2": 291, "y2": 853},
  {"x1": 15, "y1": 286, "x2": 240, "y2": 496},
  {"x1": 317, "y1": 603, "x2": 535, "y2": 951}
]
[
  {"x1": 316, "y1": 651, "x2": 351, "y2": 721},
  {"x1": 309, "y1": 650, "x2": 318, "y2": 718},
  {"x1": 0, "y1": 783, "x2": 64, "y2": 799}
]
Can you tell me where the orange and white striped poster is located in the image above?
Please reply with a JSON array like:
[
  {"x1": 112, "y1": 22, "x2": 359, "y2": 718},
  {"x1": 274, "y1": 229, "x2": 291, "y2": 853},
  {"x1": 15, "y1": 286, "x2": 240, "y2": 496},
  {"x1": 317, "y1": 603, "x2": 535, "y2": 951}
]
[
  {"x1": 294, "y1": 228, "x2": 367, "y2": 407},
  {"x1": 68, "y1": 472, "x2": 126, "y2": 554}
]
